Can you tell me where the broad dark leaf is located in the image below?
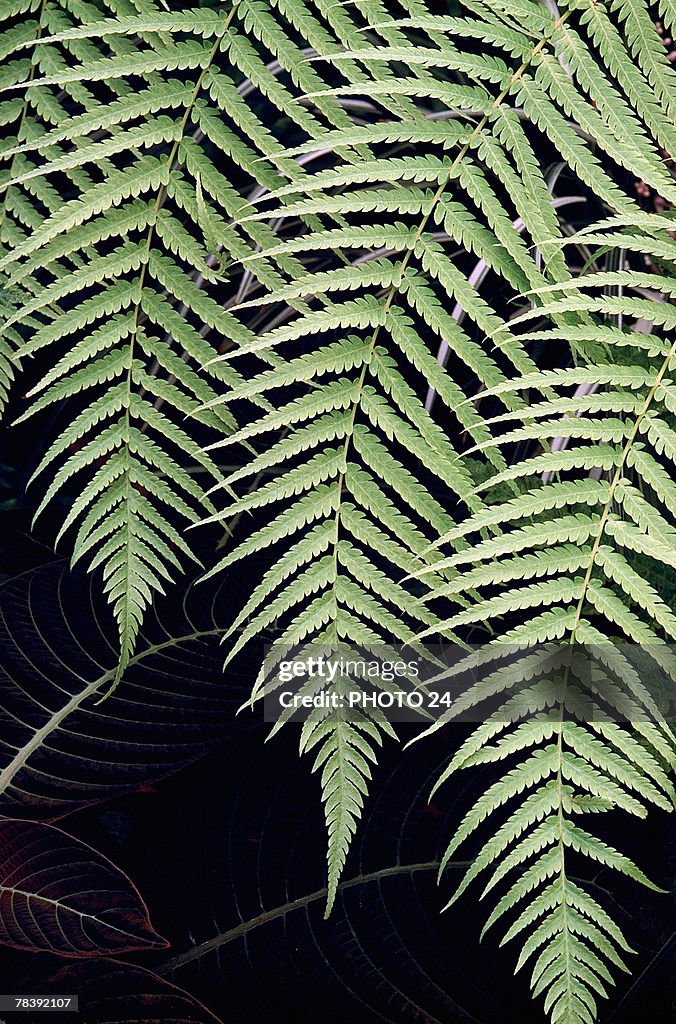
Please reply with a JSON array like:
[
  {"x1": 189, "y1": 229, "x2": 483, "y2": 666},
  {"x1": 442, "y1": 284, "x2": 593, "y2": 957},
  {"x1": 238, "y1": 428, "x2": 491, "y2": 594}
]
[
  {"x1": 0, "y1": 819, "x2": 166, "y2": 955},
  {"x1": 153, "y1": 732, "x2": 493, "y2": 1024},
  {"x1": 149, "y1": 732, "x2": 673, "y2": 1024},
  {"x1": 0, "y1": 561, "x2": 255, "y2": 816},
  {"x1": 28, "y1": 957, "x2": 224, "y2": 1023}
]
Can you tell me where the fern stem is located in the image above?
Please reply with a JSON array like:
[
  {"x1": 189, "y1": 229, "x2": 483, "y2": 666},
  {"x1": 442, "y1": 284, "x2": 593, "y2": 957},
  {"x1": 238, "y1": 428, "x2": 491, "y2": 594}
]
[
  {"x1": 548, "y1": 334, "x2": 676, "y2": 1018},
  {"x1": 106, "y1": 3, "x2": 242, "y2": 693},
  {"x1": 327, "y1": 3, "x2": 574, "y2": 626},
  {"x1": 556, "y1": 702, "x2": 574, "y2": 1016},
  {"x1": 568, "y1": 335, "x2": 676, "y2": 642},
  {"x1": 313, "y1": 8, "x2": 578, "y2": 910}
]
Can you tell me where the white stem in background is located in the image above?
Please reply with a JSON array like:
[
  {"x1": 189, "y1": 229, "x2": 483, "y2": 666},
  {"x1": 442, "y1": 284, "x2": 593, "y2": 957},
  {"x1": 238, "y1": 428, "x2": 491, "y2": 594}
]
[{"x1": 424, "y1": 195, "x2": 584, "y2": 413}]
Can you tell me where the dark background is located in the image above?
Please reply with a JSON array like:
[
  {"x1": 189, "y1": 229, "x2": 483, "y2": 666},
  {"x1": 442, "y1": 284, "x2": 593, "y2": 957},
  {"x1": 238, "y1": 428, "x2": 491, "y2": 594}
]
[{"x1": 0, "y1": 502, "x2": 672, "y2": 1024}]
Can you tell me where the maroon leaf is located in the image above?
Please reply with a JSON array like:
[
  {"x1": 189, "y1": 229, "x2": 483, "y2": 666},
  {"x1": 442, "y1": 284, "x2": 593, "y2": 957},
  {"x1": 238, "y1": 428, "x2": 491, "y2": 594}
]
[
  {"x1": 32, "y1": 958, "x2": 223, "y2": 1023},
  {"x1": 0, "y1": 820, "x2": 168, "y2": 955}
]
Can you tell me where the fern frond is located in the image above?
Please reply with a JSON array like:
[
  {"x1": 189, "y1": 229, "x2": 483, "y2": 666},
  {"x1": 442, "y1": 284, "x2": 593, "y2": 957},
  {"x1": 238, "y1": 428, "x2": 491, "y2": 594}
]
[
  {"x1": 2, "y1": 4, "x2": 674, "y2": 1016},
  {"x1": 0, "y1": 0, "x2": 389, "y2": 682},
  {"x1": 418, "y1": 223, "x2": 675, "y2": 1023},
  {"x1": 192, "y1": 0, "x2": 676, "y2": 926}
]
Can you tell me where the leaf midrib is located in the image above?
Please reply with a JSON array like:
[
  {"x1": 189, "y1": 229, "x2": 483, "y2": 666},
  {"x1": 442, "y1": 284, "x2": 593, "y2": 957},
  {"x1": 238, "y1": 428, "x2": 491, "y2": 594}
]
[{"x1": 0, "y1": 625, "x2": 221, "y2": 798}]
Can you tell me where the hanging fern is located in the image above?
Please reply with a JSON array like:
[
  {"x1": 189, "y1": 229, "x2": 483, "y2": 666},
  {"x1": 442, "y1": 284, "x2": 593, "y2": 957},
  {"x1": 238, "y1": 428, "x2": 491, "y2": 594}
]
[
  {"x1": 0, "y1": 0, "x2": 674, "y2": 1021},
  {"x1": 410, "y1": 218, "x2": 676, "y2": 1024},
  {"x1": 198, "y1": 0, "x2": 676, "y2": 938},
  {"x1": 0, "y1": 0, "x2": 376, "y2": 686}
]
